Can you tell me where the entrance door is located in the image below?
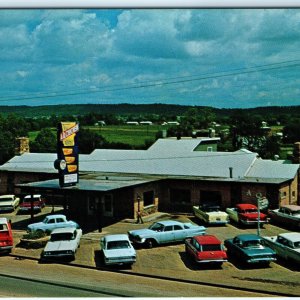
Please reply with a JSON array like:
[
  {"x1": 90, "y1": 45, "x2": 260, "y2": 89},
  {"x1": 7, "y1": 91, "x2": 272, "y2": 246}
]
[{"x1": 102, "y1": 194, "x2": 113, "y2": 217}]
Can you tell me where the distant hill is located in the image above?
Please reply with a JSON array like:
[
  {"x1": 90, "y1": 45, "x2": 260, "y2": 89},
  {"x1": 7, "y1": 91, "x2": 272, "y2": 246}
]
[{"x1": 0, "y1": 103, "x2": 300, "y2": 118}]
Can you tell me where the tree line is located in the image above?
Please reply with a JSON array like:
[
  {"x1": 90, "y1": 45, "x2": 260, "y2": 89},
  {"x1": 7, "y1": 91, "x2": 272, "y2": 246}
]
[{"x1": 0, "y1": 104, "x2": 300, "y2": 165}]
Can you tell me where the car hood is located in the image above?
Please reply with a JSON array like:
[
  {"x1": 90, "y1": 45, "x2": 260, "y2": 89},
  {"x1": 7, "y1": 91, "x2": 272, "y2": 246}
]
[
  {"x1": 128, "y1": 229, "x2": 153, "y2": 237},
  {"x1": 28, "y1": 222, "x2": 43, "y2": 229},
  {"x1": 103, "y1": 248, "x2": 136, "y2": 258},
  {"x1": 44, "y1": 241, "x2": 76, "y2": 252}
]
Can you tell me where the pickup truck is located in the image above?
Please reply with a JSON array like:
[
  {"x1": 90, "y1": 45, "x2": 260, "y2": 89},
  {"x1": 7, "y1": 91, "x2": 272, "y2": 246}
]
[
  {"x1": 226, "y1": 203, "x2": 268, "y2": 226},
  {"x1": 193, "y1": 205, "x2": 229, "y2": 225},
  {"x1": 42, "y1": 227, "x2": 82, "y2": 260},
  {"x1": 0, "y1": 194, "x2": 20, "y2": 212},
  {"x1": 27, "y1": 214, "x2": 80, "y2": 234},
  {"x1": 185, "y1": 235, "x2": 227, "y2": 266},
  {"x1": 128, "y1": 220, "x2": 206, "y2": 248},
  {"x1": 262, "y1": 232, "x2": 300, "y2": 264},
  {"x1": 0, "y1": 218, "x2": 13, "y2": 253}
]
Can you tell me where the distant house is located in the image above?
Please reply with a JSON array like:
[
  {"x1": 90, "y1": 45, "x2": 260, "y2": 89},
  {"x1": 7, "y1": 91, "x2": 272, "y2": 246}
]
[
  {"x1": 126, "y1": 121, "x2": 139, "y2": 125},
  {"x1": 0, "y1": 138, "x2": 299, "y2": 231},
  {"x1": 140, "y1": 121, "x2": 153, "y2": 125},
  {"x1": 95, "y1": 121, "x2": 106, "y2": 126}
]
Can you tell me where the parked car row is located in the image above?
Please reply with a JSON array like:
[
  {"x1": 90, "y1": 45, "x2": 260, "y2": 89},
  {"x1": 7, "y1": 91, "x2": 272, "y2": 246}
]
[
  {"x1": 193, "y1": 202, "x2": 300, "y2": 230},
  {"x1": 0, "y1": 194, "x2": 46, "y2": 214}
]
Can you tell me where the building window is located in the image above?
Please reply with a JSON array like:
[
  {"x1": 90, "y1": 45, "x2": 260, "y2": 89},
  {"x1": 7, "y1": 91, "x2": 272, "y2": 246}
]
[
  {"x1": 280, "y1": 191, "x2": 287, "y2": 199},
  {"x1": 143, "y1": 191, "x2": 154, "y2": 207},
  {"x1": 170, "y1": 189, "x2": 191, "y2": 204},
  {"x1": 207, "y1": 146, "x2": 213, "y2": 152}
]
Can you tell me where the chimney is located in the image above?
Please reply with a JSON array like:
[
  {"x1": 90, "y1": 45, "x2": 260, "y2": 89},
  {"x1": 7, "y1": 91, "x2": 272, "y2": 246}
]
[
  {"x1": 292, "y1": 142, "x2": 300, "y2": 163},
  {"x1": 229, "y1": 167, "x2": 233, "y2": 178},
  {"x1": 15, "y1": 137, "x2": 30, "y2": 155}
]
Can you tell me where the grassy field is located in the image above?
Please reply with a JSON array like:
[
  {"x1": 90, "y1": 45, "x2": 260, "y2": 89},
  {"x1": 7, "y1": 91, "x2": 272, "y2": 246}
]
[
  {"x1": 85, "y1": 125, "x2": 165, "y2": 147},
  {"x1": 28, "y1": 125, "x2": 166, "y2": 148}
]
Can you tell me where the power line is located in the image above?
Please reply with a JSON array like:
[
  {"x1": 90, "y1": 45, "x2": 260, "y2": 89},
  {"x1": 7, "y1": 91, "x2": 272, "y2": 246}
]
[{"x1": 1, "y1": 59, "x2": 300, "y2": 103}]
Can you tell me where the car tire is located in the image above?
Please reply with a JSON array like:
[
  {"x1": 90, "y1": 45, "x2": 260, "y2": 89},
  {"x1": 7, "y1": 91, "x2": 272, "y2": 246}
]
[{"x1": 145, "y1": 239, "x2": 155, "y2": 248}]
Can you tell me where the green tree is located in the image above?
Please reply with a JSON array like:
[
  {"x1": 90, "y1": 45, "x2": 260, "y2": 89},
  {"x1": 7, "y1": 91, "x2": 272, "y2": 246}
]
[{"x1": 31, "y1": 128, "x2": 57, "y2": 153}]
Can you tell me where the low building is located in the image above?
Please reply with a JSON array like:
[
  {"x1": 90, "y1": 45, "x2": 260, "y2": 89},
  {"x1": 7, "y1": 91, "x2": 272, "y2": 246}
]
[{"x1": 0, "y1": 138, "x2": 299, "y2": 230}]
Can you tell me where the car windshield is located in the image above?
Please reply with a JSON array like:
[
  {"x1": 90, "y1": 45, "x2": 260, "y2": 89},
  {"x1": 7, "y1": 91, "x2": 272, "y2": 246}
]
[
  {"x1": 205, "y1": 206, "x2": 220, "y2": 212},
  {"x1": 43, "y1": 218, "x2": 50, "y2": 224},
  {"x1": 51, "y1": 233, "x2": 74, "y2": 241},
  {"x1": 202, "y1": 244, "x2": 222, "y2": 251},
  {"x1": 0, "y1": 198, "x2": 12, "y2": 202},
  {"x1": 244, "y1": 240, "x2": 263, "y2": 248},
  {"x1": 107, "y1": 240, "x2": 130, "y2": 250},
  {"x1": 149, "y1": 223, "x2": 164, "y2": 232}
]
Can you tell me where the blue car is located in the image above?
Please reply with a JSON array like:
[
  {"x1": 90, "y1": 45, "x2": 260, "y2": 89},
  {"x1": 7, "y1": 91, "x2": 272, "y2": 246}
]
[
  {"x1": 128, "y1": 220, "x2": 206, "y2": 248},
  {"x1": 27, "y1": 214, "x2": 80, "y2": 234}
]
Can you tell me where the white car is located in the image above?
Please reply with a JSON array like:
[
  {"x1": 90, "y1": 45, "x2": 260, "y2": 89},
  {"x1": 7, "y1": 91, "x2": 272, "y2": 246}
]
[
  {"x1": 42, "y1": 227, "x2": 82, "y2": 260},
  {"x1": 262, "y1": 232, "x2": 300, "y2": 264},
  {"x1": 100, "y1": 234, "x2": 137, "y2": 266},
  {"x1": 0, "y1": 194, "x2": 20, "y2": 212},
  {"x1": 193, "y1": 205, "x2": 229, "y2": 225}
]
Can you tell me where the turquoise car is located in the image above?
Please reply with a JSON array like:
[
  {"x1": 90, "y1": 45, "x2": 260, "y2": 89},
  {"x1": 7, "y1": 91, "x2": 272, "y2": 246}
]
[{"x1": 224, "y1": 234, "x2": 276, "y2": 265}]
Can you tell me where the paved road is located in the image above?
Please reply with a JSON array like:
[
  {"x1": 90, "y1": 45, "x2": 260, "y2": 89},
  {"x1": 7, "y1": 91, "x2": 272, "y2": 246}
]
[{"x1": 0, "y1": 256, "x2": 281, "y2": 297}]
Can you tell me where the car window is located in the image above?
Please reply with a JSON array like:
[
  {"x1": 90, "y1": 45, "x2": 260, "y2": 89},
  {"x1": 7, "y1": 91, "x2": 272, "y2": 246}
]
[
  {"x1": 149, "y1": 223, "x2": 164, "y2": 232},
  {"x1": 192, "y1": 239, "x2": 201, "y2": 250},
  {"x1": 164, "y1": 225, "x2": 173, "y2": 232},
  {"x1": 51, "y1": 233, "x2": 73, "y2": 241},
  {"x1": 173, "y1": 225, "x2": 183, "y2": 231},
  {"x1": 294, "y1": 241, "x2": 300, "y2": 248},
  {"x1": 244, "y1": 240, "x2": 263, "y2": 248},
  {"x1": 107, "y1": 240, "x2": 130, "y2": 250},
  {"x1": 0, "y1": 224, "x2": 8, "y2": 231},
  {"x1": 202, "y1": 244, "x2": 221, "y2": 251},
  {"x1": 56, "y1": 218, "x2": 65, "y2": 223},
  {"x1": 47, "y1": 219, "x2": 55, "y2": 224}
]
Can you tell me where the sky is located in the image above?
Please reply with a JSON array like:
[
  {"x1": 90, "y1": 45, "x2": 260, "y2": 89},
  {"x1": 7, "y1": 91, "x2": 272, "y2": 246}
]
[{"x1": 1, "y1": 9, "x2": 300, "y2": 108}]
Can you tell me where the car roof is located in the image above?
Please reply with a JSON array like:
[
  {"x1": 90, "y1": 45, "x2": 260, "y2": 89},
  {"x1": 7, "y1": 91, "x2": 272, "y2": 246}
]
[
  {"x1": 0, "y1": 194, "x2": 15, "y2": 198},
  {"x1": 235, "y1": 234, "x2": 261, "y2": 241},
  {"x1": 194, "y1": 235, "x2": 221, "y2": 245},
  {"x1": 24, "y1": 194, "x2": 41, "y2": 199},
  {"x1": 0, "y1": 217, "x2": 9, "y2": 224},
  {"x1": 236, "y1": 203, "x2": 257, "y2": 210},
  {"x1": 278, "y1": 232, "x2": 300, "y2": 242},
  {"x1": 45, "y1": 214, "x2": 66, "y2": 219},
  {"x1": 280, "y1": 205, "x2": 300, "y2": 211},
  {"x1": 155, "y1": 220, "x2": 182, "y2": 226},
  {"x1": 51, "y1": 227, "x2": 77, "y2": 234},
  {"x1": 104, "y1": 234, "x2": 130, "y2": 242}
]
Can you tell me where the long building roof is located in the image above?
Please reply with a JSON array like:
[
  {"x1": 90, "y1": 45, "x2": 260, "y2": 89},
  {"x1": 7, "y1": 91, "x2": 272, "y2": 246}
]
[{"x1": 0, "y1": 138, "x2": 298, "y2": 184}]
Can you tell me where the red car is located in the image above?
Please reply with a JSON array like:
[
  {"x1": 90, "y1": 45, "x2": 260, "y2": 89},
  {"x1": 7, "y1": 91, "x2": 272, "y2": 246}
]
[
  {"x1": 226, "y1": 203, "x2": 268, "y2": 225},
  {"x1": 18, "y1": 194, "x2": 46, "y2": 213},
  {"x1": 0, "y1": 217, "x2": 13, "y2": 253},
  {"x1": 185, "y1": 235, "x2": 228, "y2": 266}
]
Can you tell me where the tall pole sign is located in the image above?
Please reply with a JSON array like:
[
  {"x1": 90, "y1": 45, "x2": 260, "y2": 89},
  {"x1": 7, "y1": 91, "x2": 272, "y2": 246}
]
[{"x1": 54, "y1": 122, "x2": 79, "y2": 187}]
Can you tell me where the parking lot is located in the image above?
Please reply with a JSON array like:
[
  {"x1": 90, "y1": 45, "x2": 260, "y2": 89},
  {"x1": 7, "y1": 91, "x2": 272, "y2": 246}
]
[{"x1": 1, "y1": 206, "x2": 300, "y2": 296}]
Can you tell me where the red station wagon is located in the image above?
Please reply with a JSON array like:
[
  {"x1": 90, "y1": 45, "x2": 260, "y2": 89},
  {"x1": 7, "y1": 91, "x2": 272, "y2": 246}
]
[
  {"x1": 0, "y1": 217, "x2": 13, "y2": 253},
  {"x1": 185, "y1": 235, "x2": 228, "y2": 266},
  {"x1": 18, "y1": 194, "x2": 46, "y2": 213}
]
